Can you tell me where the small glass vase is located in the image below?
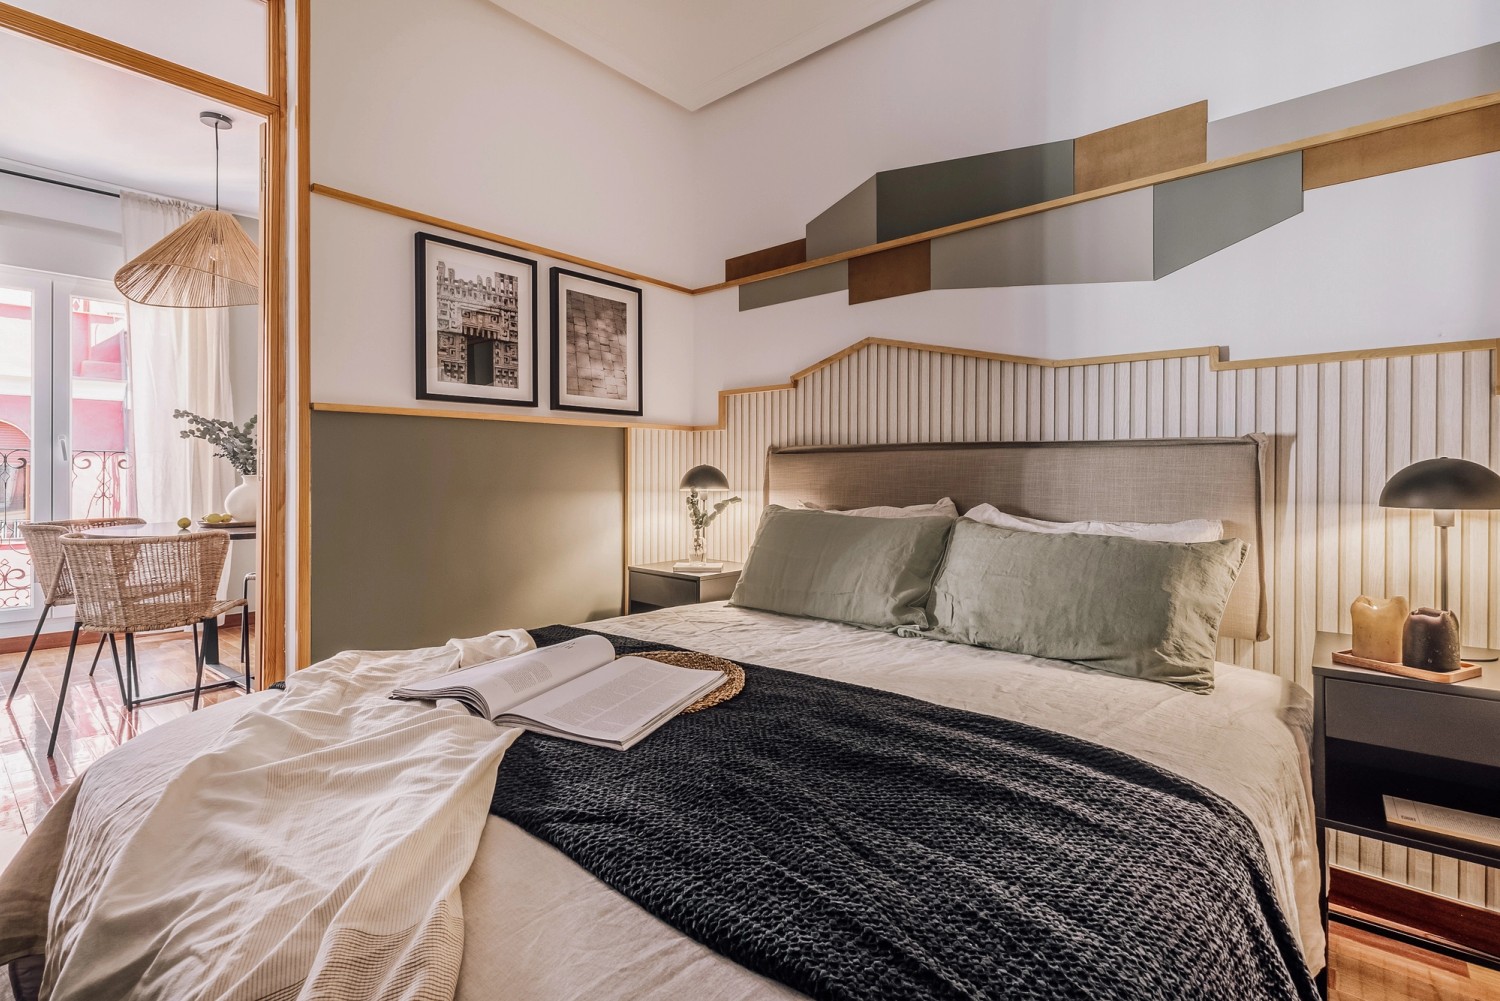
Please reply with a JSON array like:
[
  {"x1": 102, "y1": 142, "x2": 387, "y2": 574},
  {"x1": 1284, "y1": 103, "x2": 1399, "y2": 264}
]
[{"x1": 689, "y1": 528, "x2": 707, "y2": 564}]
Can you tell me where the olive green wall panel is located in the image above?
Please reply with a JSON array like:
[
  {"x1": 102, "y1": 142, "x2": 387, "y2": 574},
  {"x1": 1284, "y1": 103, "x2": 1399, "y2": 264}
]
[{"x1": 309, "y1": 411, "x2": 624, "y2": 662}]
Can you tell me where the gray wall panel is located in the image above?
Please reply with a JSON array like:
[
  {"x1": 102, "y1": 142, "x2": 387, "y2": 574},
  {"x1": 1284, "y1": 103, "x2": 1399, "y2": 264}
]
[
  {"x1": 876, "y1": 140, "x2": 1075, "y2": 242},
  {"x1": 310, "y1": 411, "x2": 624, "y2": 661},
  {"x1": 1153, "y1": 152, "x2": 1303, "y2": 279},
  {"x1": 1208, "y1": 42, "x2": 1500, "y2": 159},
  {"x1": 931, "y1": 187, "x2": 1154, "y2": 288},
  {"x1": 805, "y1": 177, "x2": 878, "y2": 258},
  {"x1": 738, "y1": 260, "x2": 849, "y2": 310}
]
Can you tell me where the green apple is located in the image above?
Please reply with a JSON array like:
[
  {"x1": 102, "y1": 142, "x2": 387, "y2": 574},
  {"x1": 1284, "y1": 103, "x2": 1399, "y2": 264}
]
[{"x1": 177, "y1": 517, "x2": 192, "y2": 530}]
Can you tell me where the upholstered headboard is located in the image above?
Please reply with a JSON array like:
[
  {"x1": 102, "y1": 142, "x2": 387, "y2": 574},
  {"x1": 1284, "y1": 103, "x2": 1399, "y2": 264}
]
[{"x1": 764, "y1": 436, "x2": 1268, "y2": 642}]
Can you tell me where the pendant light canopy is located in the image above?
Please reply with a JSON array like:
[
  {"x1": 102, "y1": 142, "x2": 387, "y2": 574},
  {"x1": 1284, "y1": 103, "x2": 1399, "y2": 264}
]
[{"x1": 114, "y1": 111, "x2": 261, "y2": 308}]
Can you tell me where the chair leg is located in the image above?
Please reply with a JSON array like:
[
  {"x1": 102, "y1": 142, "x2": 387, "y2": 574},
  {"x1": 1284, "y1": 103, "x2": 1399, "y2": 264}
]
[
  {"x1": 106, "y1": 633, "x2": 128, "y2": 709},
  {"x1": 124, "y1": 633, "x2": 138, "y2": 708},
  {"x1": 87, "y1": 633, "x2": 107, "y2": 677},
  {"x1": 46, "y1": 622, "x2": 83, "y2": 758},
  {"x1": 192, "y1": 621, "x2": 208, "y2": 711},
  {"x1": 241, "y1": 573, "x2": 254, "y2": 672},
  {"x1": 6, "y1": 602, "x2": 52, "y2": 704}
]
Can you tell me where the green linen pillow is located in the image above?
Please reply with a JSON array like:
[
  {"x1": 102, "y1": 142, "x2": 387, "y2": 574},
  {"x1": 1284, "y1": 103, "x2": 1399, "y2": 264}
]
[
  {"x1": 926, "y1": 520, "x2": 1248, "y2": 691},
  {"x1": 729, "y1": 506, "x2": 954, "y2": 630}
]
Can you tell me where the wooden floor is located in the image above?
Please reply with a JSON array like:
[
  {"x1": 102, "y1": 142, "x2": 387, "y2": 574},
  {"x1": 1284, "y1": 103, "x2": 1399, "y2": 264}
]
[
  {"x1": 0, "y1": 624, "x2": 249, "y2": 854},
  {"x1": 0, "y1": 636, "x2": 1496, "y2": 998}
]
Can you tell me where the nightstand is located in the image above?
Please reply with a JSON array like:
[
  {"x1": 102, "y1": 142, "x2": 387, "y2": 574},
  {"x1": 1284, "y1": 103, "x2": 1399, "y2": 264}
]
[
  {"x1": 627, "y1": 561, "x2": 744, "y2": 613},
  {"x1": 1311, "y1": 630, "x2": 1500, "y2": 960}
]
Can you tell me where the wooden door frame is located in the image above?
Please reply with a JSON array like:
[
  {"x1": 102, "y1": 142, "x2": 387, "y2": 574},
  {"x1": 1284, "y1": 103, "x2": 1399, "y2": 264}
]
[{"x1": 0, "y1": 2, "x2": 291, "y2": 685}]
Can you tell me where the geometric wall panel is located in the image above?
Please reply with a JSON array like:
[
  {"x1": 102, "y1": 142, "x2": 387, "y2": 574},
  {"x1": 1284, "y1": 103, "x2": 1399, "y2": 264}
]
[
  {"x1": 738, "y1": 260, "x2": 848, "y2": 311},
  {"x1": 1208, "y1": 41, "x2": 1500, "y2": 160},
  {"x1": 806, "y1": 140, "x2": 1074, "y2": 258},
  {"x1": 1074, "y1": 100, "x2": 1208, "y2": 192},
  {"x1": 931, "y1": 186, "x2": 1154, "y2": 289},
  {"x1": 1153, "y1": 151, "x2": 1304, "y2": 278}
]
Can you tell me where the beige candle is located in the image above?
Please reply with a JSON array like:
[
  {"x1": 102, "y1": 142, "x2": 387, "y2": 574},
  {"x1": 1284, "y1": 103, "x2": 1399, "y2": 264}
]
[{"x1": 1351, "y1": 595, "x2": 1409, "y2": 663}]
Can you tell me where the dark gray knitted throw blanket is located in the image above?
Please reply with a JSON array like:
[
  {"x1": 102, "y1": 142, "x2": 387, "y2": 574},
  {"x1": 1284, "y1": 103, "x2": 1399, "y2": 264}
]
[{"x1": 491, "y1": 626, "x2": 1318, "y2": 1001}]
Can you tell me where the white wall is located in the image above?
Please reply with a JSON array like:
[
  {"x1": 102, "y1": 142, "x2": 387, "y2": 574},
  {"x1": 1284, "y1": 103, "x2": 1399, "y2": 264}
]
[
  {"x1": 10, "y1": 0, "x2": 268, "y2": 93},
  {"x1": 0, "y1": 173, "x2": 122, "y2": 281},
  {"x1": 309, "y1": 0, "x2": 701, "y2": 423},
  {"x1": 687, "y1": 0, "x2": 1500, "y2": 422}
]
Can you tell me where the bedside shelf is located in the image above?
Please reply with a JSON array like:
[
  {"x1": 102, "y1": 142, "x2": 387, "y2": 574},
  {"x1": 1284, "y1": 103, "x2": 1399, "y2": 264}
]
[{"x1": 1320, "y1": 743, "x2": 1500, "y2": 869}]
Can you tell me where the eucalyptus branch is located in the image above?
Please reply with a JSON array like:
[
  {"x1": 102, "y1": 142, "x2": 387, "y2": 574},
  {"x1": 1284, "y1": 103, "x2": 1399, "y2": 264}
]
[{"x1": 174, "y1": 410, "x2": 258, "y2": 477}]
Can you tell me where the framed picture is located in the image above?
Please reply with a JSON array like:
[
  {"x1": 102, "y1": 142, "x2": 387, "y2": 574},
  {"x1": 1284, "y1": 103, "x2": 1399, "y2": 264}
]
[
  {"x1": 550, "y1": 267, "x2": 643, "y2": 416},
  {"x1": 415, "y1": 232, "x2": 538, "y2": 407}
]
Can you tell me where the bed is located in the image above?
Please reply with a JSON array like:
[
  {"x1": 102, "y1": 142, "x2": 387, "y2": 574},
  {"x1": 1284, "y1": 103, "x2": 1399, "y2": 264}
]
[{"x1": 1, "y1": 435, "x2": 1324, "y2": 1000}]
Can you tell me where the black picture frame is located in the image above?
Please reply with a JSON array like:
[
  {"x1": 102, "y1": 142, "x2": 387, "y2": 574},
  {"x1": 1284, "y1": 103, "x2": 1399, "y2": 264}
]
[
  {"x1": 415, "y1": 232, "x2": 538, "y2": 408},
  {"x1": 549, "y1": 267, "x2": 644, "y2": 416}
]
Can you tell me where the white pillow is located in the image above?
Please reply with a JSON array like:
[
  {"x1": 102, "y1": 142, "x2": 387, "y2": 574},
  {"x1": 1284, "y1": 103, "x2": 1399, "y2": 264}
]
[
  {"x1": 962, "y1": 503, "x2": 1222, "y2": 543},
  {"x1": 798, "y1": 497, "x2": 959, "y2": 519}
]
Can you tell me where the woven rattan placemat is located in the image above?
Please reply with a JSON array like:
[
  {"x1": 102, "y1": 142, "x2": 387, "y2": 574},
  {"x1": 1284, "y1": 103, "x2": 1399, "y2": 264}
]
[{"x1": 633, "y1": 650, "x2": 745, "y2": 713}]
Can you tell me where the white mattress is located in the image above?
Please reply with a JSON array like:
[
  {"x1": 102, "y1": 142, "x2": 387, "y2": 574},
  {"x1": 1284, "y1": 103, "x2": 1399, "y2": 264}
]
[{"x1": 454, "y1": 603, "x2": 1324, "y2": 999}]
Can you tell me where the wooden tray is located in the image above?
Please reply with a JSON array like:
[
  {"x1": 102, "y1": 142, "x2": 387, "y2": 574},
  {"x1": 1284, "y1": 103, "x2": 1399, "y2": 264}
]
[{"x1": 1332, "y1": 649, "x2": 1482, "y2": 683}]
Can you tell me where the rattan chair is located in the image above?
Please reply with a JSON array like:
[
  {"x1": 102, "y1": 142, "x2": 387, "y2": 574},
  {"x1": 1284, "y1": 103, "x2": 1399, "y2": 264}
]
[
  {"x1": 7, "y1": 517, "x2": 144, "y2": 706},
  {"x1": 48, "y1": 531, "x2": 244, "y2": 757}
]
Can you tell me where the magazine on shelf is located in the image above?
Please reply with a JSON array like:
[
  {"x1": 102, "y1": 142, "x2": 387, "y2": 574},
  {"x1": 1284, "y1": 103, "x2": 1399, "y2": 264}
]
[
  {"x1": 390, "y1": 634, "x2": 724, "y2": 750},
  {"x1": 1383, "y1": 796, "x2": 1500, "y2": 850}
]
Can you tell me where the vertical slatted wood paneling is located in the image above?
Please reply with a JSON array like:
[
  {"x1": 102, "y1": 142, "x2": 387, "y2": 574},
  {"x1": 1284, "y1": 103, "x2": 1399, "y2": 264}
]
[{"x1": 627, "y1": 342, "x2": 1498, "y2": 911}]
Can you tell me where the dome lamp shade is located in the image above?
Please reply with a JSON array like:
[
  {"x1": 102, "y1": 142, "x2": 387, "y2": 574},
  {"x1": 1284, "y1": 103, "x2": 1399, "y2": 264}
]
[
  {"x1": 1379, "y1": 456, "x2": 1500, "y2": 611},
  {"x1": 679, "y1": 464, "x2": 731, "y2": 492}
]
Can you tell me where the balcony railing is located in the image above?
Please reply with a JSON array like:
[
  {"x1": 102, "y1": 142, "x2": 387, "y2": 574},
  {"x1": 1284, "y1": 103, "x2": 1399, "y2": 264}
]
[{"x1": 0, "y1": 448, "x2": 135, "y2": 611}]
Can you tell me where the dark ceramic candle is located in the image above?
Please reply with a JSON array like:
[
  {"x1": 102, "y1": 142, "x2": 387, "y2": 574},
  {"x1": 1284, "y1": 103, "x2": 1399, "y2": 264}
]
[{"x1": 1403, "y1": 607, "x2": 1462, "y2": 672}]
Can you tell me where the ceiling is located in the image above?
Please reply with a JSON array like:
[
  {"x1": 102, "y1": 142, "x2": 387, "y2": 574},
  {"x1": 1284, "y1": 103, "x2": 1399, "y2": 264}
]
[
  {"x1": 0, "y1": 28, "x2": 263, "y2": 216},
  {"x1": 488, "y1": 0, "x2": 927, "y2": 111}
]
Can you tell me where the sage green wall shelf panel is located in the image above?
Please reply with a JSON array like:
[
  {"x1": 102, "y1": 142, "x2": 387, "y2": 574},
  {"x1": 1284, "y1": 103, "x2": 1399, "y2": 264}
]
[
  {"x1": 738, "y1": 259, "x2": 849, "y2": 311},
  {"x1": 309, "y1": 410, "x2": 624, "y2": 662},
  {"x1": 931, "y1": 186, "x2": 1154, "y2": 289},
  {"x1": 1207, "y1": 41, "x2": 1500, "y2": 160},
  {"x1": 1153, "y1": 151, "x2": 1304, "y2": 279}
]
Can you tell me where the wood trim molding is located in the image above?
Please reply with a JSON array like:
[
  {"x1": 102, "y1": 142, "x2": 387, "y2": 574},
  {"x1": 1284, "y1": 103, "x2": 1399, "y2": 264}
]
[
  {"x1": 310, "y1": 401, "x2": 715, "y2": 432},
  {"x1": 310, "y1": 184, "x2": 696, "y2": 294},
  {"x1": 256, "y1": 0, "x2": 289, "y2": 687},
  {"x1": 0, "y1": 2, "x2": 279, "y2": 117},
  {"x1": 700, "y1": 90, "x2": 1500, "y2": 295},
  {"x1": 1331, "y1": 865, "x2": 1500, "y2": 961},
  {"x1": 295, "y1": 0, "x2": 313, "y2": 670}
]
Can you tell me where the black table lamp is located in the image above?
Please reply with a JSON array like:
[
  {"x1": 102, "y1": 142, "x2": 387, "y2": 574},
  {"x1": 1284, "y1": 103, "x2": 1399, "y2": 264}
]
[
  {"x1": 1379, "y1": 456, "x2": 1500, "y2": 611},
  {"x1": 679, "y1": 464, "x2": 740, "y2": 568}
]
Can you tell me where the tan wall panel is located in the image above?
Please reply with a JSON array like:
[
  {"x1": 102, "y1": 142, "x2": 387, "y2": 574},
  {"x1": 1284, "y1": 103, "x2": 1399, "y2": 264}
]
[
  {"x1": 1303, "y1": 104, "x2": 1500, "y2": 189},
  {"x1": 628, "y1": 340, "x2": 1500, "y2": 912},
  {"x1": 724, "y1": 239, "x2": 807, "y2": 282},
  {"x1": 848, "y1": 240, "x2": 932, "y2": 304},
  {"x1": 311, "y1": 411, "x2": 624, "y2": 661},
  {"x1": 1074, "y1": 100, "x2": 1208, "y2": 192}
]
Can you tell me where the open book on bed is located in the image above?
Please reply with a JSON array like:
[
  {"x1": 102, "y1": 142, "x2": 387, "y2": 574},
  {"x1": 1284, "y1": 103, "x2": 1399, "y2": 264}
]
[{"x1": 390, "y1": 634, "x2": 725, "y2": 750}]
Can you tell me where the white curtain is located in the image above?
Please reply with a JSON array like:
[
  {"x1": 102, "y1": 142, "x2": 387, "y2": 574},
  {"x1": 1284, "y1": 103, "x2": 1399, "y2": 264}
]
[{"x1": 121, "y1": 193, "x2": 236, "y2": 524}]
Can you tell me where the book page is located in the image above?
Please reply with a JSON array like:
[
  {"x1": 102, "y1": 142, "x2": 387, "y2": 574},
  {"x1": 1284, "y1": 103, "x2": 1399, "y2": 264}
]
[
  {"x1": 504, "y1": 656, "x2": 723, "y2": 744},
  {"x1": 396, "y1": 635, "x2": 615, "y2": 717}
]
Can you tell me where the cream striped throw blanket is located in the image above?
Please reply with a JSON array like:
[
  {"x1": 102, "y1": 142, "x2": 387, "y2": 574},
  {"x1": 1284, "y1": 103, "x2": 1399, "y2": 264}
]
[{"x1": 40, "y1": 630, "x2": 534, "y2": 1001}]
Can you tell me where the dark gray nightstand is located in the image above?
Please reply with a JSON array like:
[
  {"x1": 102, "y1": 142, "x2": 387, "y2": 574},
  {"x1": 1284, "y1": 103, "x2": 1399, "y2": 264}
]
[
  {"x1": 1311, "y1": 630, "x2": 1500, "y2": 963},
  {"x1": 627, "y1": 561, "x2": 744, "y2": 613}
]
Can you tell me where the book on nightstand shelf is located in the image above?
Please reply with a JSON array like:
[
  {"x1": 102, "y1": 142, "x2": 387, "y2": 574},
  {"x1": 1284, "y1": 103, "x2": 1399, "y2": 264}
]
[
  {"x1": 390, "y1": 634, "x2": 724, "y2": 750},
  {"x1": 1383, "y1": 795, "x2": 1500, "y2": 850}
]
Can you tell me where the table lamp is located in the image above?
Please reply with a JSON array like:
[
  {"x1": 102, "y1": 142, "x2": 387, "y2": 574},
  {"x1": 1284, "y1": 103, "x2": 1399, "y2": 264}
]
[
  {"x1": 678, "y1": 464, "x2": 740, "y2": 571},
  {"x1": 1379, "y1": 456, "x2": 1500, "y2": 611}
]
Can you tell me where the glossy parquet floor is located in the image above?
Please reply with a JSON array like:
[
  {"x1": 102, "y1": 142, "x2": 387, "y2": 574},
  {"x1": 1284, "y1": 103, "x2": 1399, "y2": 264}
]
[
  {"x1": 0, "y1": 624, "x2": 249, "y2": 860},
  {"x1": 0, "y1": 635, "x2": 1495, "y2": 999}
]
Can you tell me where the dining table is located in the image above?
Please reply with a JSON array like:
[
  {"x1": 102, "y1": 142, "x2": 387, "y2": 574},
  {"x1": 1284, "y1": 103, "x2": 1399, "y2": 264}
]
[{"x1": 77, "y1": 521, "x2": 256, "y2": 701}]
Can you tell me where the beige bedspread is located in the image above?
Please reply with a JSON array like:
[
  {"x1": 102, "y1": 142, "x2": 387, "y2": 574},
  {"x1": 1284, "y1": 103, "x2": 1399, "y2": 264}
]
[{"x1": 3, "y1": 604, "x2": 1323, "y2": 998}]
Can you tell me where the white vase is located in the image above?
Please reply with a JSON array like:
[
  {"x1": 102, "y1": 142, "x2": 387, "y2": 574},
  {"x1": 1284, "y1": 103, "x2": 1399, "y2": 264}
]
[{"x1": 224, "y1": 474, "x2": 259, "y2": 524}]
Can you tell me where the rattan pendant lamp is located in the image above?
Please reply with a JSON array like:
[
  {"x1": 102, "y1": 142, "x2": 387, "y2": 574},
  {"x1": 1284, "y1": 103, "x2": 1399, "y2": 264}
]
[{"x1": 114, "y1": 111, "x2": 260, "y2": 308}]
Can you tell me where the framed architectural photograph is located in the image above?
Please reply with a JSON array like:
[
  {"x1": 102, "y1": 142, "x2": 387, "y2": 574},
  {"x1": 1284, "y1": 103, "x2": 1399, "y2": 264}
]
[
  {"x1": 550, "y1": 268, "x2": 643, "y2": 416},
  {"x1": 415, "y1": 232, "x2": 538, "y2": 407}
]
